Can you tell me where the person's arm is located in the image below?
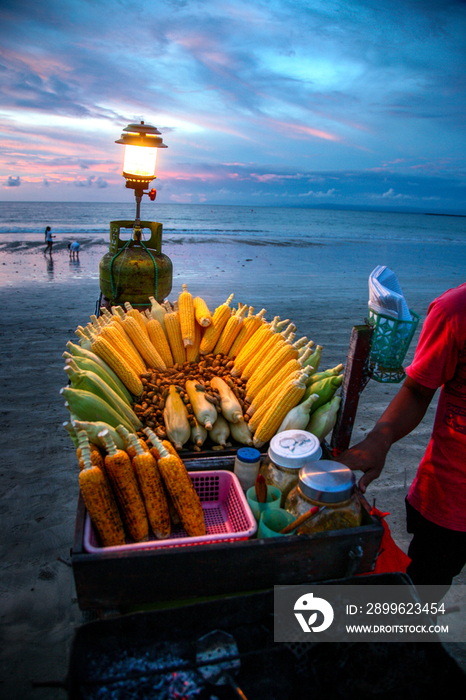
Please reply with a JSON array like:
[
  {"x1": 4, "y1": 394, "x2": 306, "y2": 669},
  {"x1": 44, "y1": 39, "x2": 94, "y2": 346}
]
[{"x1": 338, "y1": 377, "x2": 436, "y2": 493}]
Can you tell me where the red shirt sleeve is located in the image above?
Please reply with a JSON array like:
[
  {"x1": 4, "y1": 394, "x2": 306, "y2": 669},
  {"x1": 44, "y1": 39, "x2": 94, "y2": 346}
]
[{"x1": 405, "y1": 300, "x2": 459, "y2": 390}]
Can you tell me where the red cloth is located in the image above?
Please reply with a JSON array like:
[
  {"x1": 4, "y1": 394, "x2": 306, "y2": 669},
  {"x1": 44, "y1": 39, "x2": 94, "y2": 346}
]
[
  {"x1": 368, "y1": 508, "x2": 411, "y2": 574},
  {"x1": 405, "y1": 282, "x2": 466, "y2": 531}
]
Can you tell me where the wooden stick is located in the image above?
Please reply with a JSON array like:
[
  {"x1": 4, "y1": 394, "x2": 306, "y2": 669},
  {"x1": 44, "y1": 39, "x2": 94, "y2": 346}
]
[{"x1": 280, "y1": 506, "x2": 320, "y2": 534}]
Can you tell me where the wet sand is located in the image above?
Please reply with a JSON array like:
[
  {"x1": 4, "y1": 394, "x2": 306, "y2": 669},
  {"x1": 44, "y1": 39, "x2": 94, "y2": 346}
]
[{"x1": 1, "y1": 241, "x2": 465, "y2": 698}]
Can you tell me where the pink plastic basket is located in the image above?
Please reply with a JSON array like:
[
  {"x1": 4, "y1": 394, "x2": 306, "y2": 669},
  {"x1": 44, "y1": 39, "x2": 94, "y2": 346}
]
[{"x1": 83, "y1": 470, "x2": 257, "y2": 553}]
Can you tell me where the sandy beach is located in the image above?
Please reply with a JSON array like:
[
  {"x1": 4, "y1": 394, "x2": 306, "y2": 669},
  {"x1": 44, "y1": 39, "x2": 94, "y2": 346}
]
[{"x1": 1, "y1": 237, "x2": 465, "y2": 699}]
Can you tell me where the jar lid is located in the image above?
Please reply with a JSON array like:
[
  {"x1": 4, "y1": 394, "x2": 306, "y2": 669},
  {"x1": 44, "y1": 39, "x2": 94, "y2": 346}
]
[
  {"x1": 236, "y1": 447, "x2": 261, "y2": 463},
  {"x1": 298, "y1": 460, "x2": 355, "y2": 503},
  {"x1": 267, "y1": 430, "x2": 322, "y2": 470}
]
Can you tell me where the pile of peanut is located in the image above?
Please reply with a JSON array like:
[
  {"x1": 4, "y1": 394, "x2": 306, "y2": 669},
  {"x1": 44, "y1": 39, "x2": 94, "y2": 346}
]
[{"x1": 133, "y1": 353, "x2": 250, "y2": 450}]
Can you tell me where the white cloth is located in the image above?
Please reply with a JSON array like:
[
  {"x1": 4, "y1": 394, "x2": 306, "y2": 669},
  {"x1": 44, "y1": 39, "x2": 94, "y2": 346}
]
[{"x1": 368, "y1": 265, "x2": 411, "y2": 320}]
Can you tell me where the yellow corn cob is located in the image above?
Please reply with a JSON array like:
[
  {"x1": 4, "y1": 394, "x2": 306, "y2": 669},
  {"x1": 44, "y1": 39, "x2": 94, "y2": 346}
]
[
  {"x1": 77, "y1": 440, "x2": 105, "y2": 471},
  {"x1": 164, "y1": 310, "x2": 186, "y2": 365},
  {"x1": 146, "y1": 318, "x2": 174, "y2": 367},
  {"x1": 248, "y1": 369, "x2": 305, "y2": 432},
  {"x1": 231, "y1": 317, "x2": 289, "y2": 377},
  {"x1": 98, "y1": 322, "x2": 146, "y2": 375},
  {"x1": 143, "y1": 430, "x2": 206, "y2": 537},
  {"x1": 124, "y1": 302, "x2": 148, "y2": 332},
  {"x1": 98, "y1": 429, "x2": 149, "y2": 542},
  {"x1": 125, "y1": 432, "x2": 171, "y2": 539},
  {"x1": 246, "y1": 336, "x2": 308, "y2": 400},
  {"x1": 77, "y1": 431, "x2": 126, "y2": 547},
  {"x1": 193, "y1": 296, "x2": 212, "y2": 327},
  {"x1": 247, "y1": 350, "x2": 315, "y2": 416},
  {"x1": 252, "y1": 373, "x2": 308, "y2": 448},
  {"x1": 240, "y1": 323, "x2": 296, "y2": 381},
  {"x1": 107, "y1": 316, "x2": 146, "y2": 359},
  {"x1": 91, "y1": 336, "x2": 144, "y2": 396},
  {"x1": 213, "y1": 303, "x2": 248, "y2": 355},
  {"x1": 227, "y1": 308, "x2": 266, "y2": 358},
  {"x1": 186, "y1": 320, "x2": 202, "y2": 363},
  {"x1": 178, "y1": 283, "x2": 195, "y2": 347},
  {"x1": 122, "y1": 315, "x2": 166, "y2": 370},
  {"x1": 199, "y1": 293, "x2": 234, "y2": 355}
]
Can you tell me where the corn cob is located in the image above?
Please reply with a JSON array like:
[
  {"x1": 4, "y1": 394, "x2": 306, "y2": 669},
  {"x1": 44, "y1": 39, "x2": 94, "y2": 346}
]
[
  {"x1": 106, "y1": 315, "x2": 147, "y2": 361},
  {"x1": 213, "y1": 303, "x2": 248, "y2": 355},
  {"x1": 199, "y1": 293, "x2": 234, "y2": 355},
  {"x1": 178, "y1": 283, "x2": 195, "y2": 347},
  {"x1": 185, "y1": 380, "x2": 218, "y2": 430},
  {"x1": 186, "y1": 320, "x2": 202, "y2": 363},
  {"x1": 240, "y1": 323, "x2": 296, "y2": 381},
  {"x1": 64, "y1": 364, "x2": 142, "y2": 430},
  {"x1": 77, "y1": 439, "x2": 105, "y2": 471},
  {"x1": 252, "y1": 373, "x2": 308, "y2": 448},
  {"x1": 98, "y1": 322, "x2": 146, "y2": 375},
  {"x1": 122, "y1": 315, "x2": 166, "y2": 370},
  {"x1": 306, "y1": 395, "x2": 342, "y2": 441},
  {"x1": 124, "y1": 302, "x2": 148, "y2": 332},
  {"x1": 227, "y1": 308, "x2": 266, "y2": 358},
  {"x1": 61, "y1": 385, "x2": 136, "y2": 431},
  {"x1": 123, "y1": 431, "x2": 171, "y2": 539},
  {"x1": 246, "y1": 350, "x2": 315, "y2": 416},
  {"x1": 308, "y1": 363, "x2": 344, "y2": 385},
  {"x1": 193, "y1": 296, "x2": 212, "y2": 327},
  {"x1": 164, "y1": 310, "x2": 186, "y2": 365},
  {"x1": 301, "y1": 373, "x2": 344, "y2": 409},
  {"x1": 190, "y1": 417, "x2": 208, "y2": 447},
  {"x1": 72, "y1": 419, "x2": 130, "y2": 451},
  {"x1": 209, "y1": 413, "x2": 230, "y2": 447},
  {"x1": 302, "y1": 344, "x2": 323, "y2": 371},
  {"x1": 210, "y1": 376, "x2": 243, "y2": 423},
  {"x1": 247, "y1": 370, "x2": 303, "y2": 432},
  {"x1": 231, "y1": 317, "x2": 290, "y2": 377},
  {"x1": 64, "y1": 354, "x2": 132, "y2": 407},
  {"x1": 65, "y1": 341, "x2": 134, "y2": 403},
  {"x1": 277, "y1": 392, "x2": 320, "y2": 433},
  {"x1": 146, "y1": 318, "x2": 174, "y2": 367},
  {"x1": 148, "y1": 296, "x2": 168, "y2": 334},
  {"x1": 163, "y1": 384, "x2": 192, "y2": 449},
  {"x1": 229, "y1": 418, "x2": 254, "y2": 446},
  {"x1": 91, "y1": 336, "x2": 144, "y2": 396},
  {"x1": 143, "y1": 430, "x2": 206, "y2": 537},
  {"x1": 245, "y1": 336, "x2": 308, "y2": 400},
  {"x1": 77, "y1": 430, "x2": 126, "y2": 547},
  {"x1": 98, "y1": 429, "x2": 149, "y2": 542},
  {"x1": 75, "y1": 328, "x2": 92, "y2": 350}
]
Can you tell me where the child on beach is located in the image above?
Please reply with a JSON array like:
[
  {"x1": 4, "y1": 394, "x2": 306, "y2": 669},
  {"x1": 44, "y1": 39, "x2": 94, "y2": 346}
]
[
  {"x1": 68, "y1": 241, "x2": 80, "y2": 259},
  {"x1": 44, "y1": 226, "x2": 55, "y2": 256},
  {"x1": 339, "y1": 282, "x2": 466, "y2": 601}
]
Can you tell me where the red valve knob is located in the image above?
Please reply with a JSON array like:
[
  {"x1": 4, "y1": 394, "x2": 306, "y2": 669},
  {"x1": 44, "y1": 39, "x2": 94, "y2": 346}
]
[{"x1": 149, "y1": 189, "x2": 157, "y2": 201}]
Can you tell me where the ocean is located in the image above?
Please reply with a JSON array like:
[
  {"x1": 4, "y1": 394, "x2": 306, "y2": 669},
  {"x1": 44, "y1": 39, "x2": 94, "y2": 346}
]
[{"x1": 0, "y1": 202, "x2": 463, "y2": 351}]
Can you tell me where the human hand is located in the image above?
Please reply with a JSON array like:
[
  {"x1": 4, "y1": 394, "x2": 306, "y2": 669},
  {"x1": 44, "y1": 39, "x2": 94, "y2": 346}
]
[{"x1": 338, "y1": 432, "x2": 389, "y2": 494}]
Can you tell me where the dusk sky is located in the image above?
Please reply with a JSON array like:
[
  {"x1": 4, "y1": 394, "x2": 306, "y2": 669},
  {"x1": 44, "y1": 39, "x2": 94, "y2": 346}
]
[{"x1": 1, "y1": 0, "x2": 465, "y2": 213}]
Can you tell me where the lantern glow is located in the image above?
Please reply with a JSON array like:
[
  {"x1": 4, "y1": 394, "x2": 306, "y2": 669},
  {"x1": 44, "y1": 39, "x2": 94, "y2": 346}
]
[{"x1": 123, "y1": 145, "x2": 158, "y2": 179}]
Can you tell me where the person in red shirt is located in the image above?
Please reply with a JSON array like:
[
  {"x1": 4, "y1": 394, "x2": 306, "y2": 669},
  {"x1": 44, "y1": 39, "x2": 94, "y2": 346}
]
[{"x1": 340, "y1": 282, "x2": 466, "y2": 599}]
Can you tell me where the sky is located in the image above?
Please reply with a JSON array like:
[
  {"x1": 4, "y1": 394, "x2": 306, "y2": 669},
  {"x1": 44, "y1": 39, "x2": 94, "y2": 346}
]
[{"x1": 0, "y1": 0, "x2": 465, "y2": 213}]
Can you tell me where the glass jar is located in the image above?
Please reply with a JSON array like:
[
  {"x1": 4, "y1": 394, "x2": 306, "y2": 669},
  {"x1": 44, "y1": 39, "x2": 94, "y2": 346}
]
[
  {"x1": 234, "y1": 447, "x2": 261, "y2": 491},
  {"x1": 259, "y1": 430, "x2": 322, "y2": 507},
  {"x1": 284, "y1": 460, "x2": 362, "y2": 534}
]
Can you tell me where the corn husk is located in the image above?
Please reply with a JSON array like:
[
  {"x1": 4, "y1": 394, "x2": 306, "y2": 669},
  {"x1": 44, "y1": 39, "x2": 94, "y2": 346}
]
[{"x1": 305, "y1": 395, "x2": 342, "y2": 442}]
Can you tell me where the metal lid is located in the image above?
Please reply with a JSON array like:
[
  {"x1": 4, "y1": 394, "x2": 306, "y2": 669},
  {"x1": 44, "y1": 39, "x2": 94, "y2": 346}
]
[
  {"x1": 298, "y1": 460, "x2": 355, "y2": 503},
  {"x1": 268, "y1": 430, "x2": 322, "y2": 470},
  {"x1": 236, "y1": 447, "x2": 261, "y2": 464}
]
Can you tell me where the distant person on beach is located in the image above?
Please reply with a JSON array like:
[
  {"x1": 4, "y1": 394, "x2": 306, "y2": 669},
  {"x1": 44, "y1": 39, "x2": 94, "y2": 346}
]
[
  {"x1": 340, "y1": 282, "x2": 466, "y2": 601},
  {"x1": 68, "y1": 241, "x2": 80, "y2": 260},
  {"x1": 44, "y1": 226, "x2": 55, "y2": 256}
]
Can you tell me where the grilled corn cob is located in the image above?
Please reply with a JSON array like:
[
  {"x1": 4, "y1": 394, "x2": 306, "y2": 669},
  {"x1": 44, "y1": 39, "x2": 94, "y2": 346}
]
[
  {"x1": 98, "y1": 429, "x2": 149, "y2": 542},
  {"x1": 199, "y1": 293, "x2": 234, "y2": 355},
  {"x1": 143, "y1": 430, "x2": 206, "y2": 537},
  {"x1": 77, "y1": 430, "x2": 125, "y2": 547},
  {"x1": 178, "y1": 283, "x2": 195, "y2": 347},
  {"x1": 125, "y1": 431, "x2": 171, "y2": 539}
]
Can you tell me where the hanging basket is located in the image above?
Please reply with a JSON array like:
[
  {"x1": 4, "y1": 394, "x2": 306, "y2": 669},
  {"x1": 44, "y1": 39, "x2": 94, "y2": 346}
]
[{"x1": 367, "y1": 307, "x2": 420, "y2": 383}]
